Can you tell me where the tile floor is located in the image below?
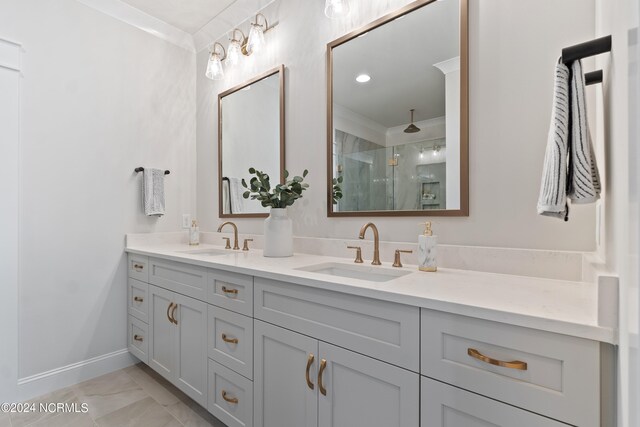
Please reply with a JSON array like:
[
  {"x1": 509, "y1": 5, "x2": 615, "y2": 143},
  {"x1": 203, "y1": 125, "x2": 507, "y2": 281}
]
[{"x1": 2, "y1": 364, "x2": 225, "y2": 427}]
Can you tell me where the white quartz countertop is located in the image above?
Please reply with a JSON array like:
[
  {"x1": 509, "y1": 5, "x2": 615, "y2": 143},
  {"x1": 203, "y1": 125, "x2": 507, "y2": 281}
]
[{"x1": 126, "y1": 242, "x2": 616, "y2": 344}]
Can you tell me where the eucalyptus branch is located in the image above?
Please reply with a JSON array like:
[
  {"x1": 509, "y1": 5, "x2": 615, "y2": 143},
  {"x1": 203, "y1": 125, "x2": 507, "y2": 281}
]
[{"x1": 241, "y1": 167, "x2": 310, "y2": 208}]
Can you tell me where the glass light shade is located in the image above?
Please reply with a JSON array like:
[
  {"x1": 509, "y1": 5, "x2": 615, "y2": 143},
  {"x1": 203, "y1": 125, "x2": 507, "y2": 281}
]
[
  {"x1": 205, "y1": 54, "x2": 224, "y2": 80},
  {"x1": 247, "y1": 24, "x2": 265, "y2": 54},
  {"x1": 325, "y1": 0, "x2": 350, "y2": 18},
  {"x1": 226, "y1": 40, "x2": 241, "y2": 66}
]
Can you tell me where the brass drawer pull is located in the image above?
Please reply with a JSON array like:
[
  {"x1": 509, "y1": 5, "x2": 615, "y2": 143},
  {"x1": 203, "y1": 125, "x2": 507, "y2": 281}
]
[
  {"x1": 221, "y1": 286, "x2": 238, "y2": 296},
  {"x1": 318, "y1": 358, "x2": 327, "y2": 396},
  {"x1": 171, "y1": 304, "x2": 178, "y2": 325},
  {"x1": 222, "y1": 334, "x2": 239, "y2": 344},
  {"x1": 221, "y1": 390, "x2": 238, "y2": 404},
  {"x1": 133, "y1": 264, "x2": 144, "y2": 271},
  {"x1": 306, "y1": 353, "x2": 315, "y2": 390},
  {"x1": 133, "y1": 334, "x2": 144, "y2": 342},
  {"x1": 467, "y1": 348, "x2": 528, "y2": 371},
  {"x1": 133, "y1": 296, "x2": 144, "y2": 302},
  {"x1": 167, "y1": 303, "x2": 174, "y2": 323}
]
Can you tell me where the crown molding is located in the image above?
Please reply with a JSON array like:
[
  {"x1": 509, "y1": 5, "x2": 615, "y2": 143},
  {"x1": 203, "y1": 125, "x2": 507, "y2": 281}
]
[
  {"x1": 193, "y1": 0, "x2": 276, "y2": 52},
  {"x1": 75, "y1": 0, "x2": 195, "y2": 52}
]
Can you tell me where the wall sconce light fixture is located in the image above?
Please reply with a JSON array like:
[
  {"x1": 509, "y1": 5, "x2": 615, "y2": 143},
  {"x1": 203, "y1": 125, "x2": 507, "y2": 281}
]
[
  {"x1": 205, "y1": 12, "x2": 278, "y2": 80},
  {"x1": 206, "y1": 42, "x2": 226, "y2": 80},
  {"x1": 325, "y1": 0, "x2": 351, "y2": 18},
  {"x1": 226, "y1": 29, "x2": 245, "y2": 67}
]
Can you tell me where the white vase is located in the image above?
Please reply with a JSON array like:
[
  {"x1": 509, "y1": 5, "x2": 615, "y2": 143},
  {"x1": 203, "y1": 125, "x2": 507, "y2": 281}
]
[{"x1": 263, "y1": 208, "x2": 293, "y2": 257}]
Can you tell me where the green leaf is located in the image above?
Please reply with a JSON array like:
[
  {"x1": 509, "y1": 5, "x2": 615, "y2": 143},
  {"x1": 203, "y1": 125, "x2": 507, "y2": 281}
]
[
  {"x1": 242, "y1": 191, "x2": 250, "y2": 199},
  {"x1": 303, "y1": 169, "x2": 309, "y2": 177},
  {"x1": 284, "y1": 170, "x2": 289, "y2": 179},
  {"x1": 249, "y1": 167, "x2": 256, "y2": 174}
]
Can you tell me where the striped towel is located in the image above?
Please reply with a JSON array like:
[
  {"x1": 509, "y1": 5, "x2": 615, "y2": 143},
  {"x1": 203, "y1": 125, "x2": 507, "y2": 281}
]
[
  {"x1": 537, "y1": 59, "x2": 600, "y2": 220},
  {"x1": 143, "y1": 168, "x2": 165, "y2": 217},
  {"x1": 567, "y1": 60, "x2": 601, "y2": 204}
]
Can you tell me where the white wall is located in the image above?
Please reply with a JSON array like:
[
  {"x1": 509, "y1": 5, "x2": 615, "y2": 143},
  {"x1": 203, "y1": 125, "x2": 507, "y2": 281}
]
[
  {"x1": 0, "y1": 38, "x2": 21, "y2": 402},
  {"x1": 595, "y1": 0, "x2": 638, "y2": 424},
  {"x1": 0, "y1": 0, "x2": 196, "y2": 396},
  {"x1": 197, "y1": 0, "x2": 596, "y2": 251}
]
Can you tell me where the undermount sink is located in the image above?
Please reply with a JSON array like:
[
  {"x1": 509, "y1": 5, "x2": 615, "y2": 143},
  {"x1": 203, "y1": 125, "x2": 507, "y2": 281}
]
[
  {"x1": 295, "y1": 262, "x2": 411, "y2": 283},
  {"x1": 177, "y1": 248, "x2": 230, "y2": 256}
]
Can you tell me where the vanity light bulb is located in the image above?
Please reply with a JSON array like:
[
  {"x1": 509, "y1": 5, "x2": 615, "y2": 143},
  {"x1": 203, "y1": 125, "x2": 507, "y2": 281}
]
[
  {"x1": 247, "y1": 24, "x2": 265, "y2": 54},
  {"x1": 206, "y1": 54, "x2": 224, "y2": 80},
  {"x1": 325, "y1": 0, "x2": 350, "y2": 18},
  {"x1": 226, "y1": 40, "x2": 241, "y2": 66}
]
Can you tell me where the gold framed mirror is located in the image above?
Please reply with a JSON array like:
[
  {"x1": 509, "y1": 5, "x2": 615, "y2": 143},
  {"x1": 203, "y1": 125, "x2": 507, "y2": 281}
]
[
  {"x1": 327, "y1": 0, "x2": 468, "y2": 217},
  {"x1": 218, "y1": 65, "x2": 285, "y2": 218}
]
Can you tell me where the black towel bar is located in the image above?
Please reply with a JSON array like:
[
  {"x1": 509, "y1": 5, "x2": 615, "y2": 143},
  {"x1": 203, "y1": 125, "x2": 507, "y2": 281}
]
[
  {"x1": 562, "y1": 35, "x2": 612, "y2": 64},
  {"x1": 585, "y1": 70, "x2": 603, "y2": 86},
  {"x1": 135, "y1": 167, "x2": 170, "y2": 175}
]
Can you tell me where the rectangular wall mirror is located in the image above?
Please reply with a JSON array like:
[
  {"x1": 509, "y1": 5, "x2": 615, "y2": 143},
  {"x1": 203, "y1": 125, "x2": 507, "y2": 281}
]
[
  {"x1": 219, "y1": 65, "x2": 285, "y2": 218},
  {"x1": 327, "y1": 0, "x2": 468, "y2": 217}
]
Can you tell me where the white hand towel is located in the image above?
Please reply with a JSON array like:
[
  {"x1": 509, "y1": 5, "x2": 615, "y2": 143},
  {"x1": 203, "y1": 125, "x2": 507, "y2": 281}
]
[
  {"x1": 222, "y1": 178, "x2": 231, "y2": 215},
  {"x1": 567, "y1": 60, "x2": 601, "y2": 204},
  {"x1": 143, "y1": 168, "x2": 165, "y2": 217},
  {"x1": 228, "y1": 177, "x2": 246, "y2": 214},
  {"x1": 537, "y1": 60, "x2": 570, "y2": 219}
]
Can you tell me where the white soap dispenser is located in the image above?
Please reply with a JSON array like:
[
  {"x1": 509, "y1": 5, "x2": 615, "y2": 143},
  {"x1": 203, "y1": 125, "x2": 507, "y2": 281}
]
[
  {"x1": 189, "y1": 220, "x2": 200, "y2": 246},
  {"x1": 418, "y1": 221, "x2": 437, "y2": 272}
]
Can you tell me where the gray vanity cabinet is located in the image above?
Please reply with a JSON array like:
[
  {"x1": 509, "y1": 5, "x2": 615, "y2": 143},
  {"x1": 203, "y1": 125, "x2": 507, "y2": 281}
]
[
  {"x1": 148, "y1": 284, "x2": 208, "y2": 407},
  {"x1": 253, "y1": 320, "x2": 419, "y2": 427},
  {"x1": 421, "y1": 377, "x2": 568, "y2": 426},
  {"x1": 127, "y1": 254, "x2": 608, "y2": 427}
]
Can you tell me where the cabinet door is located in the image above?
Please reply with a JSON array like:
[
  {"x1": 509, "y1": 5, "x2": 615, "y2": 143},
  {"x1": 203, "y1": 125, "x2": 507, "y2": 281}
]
[
  {"x1": 318, "y1": 342, "x2": 419, "y2": 427},
  {"x1": 148, "y1": 285, "x2": 177, "y2": 382},
  {"x1": 173, "y1": 292, "x2": 207, "y2": 407},
  {"x1": 254, "y1": 320, "x2": 318, "y2": 427},
  {"x1": 421, "y1": 377, "x2": 569, "y2": 426}
]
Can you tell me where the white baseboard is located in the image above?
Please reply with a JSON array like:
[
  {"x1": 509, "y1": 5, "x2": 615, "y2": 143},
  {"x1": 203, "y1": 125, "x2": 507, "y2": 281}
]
[{"x1": 16, "y1": 349, "x2": 137, "y2": 402}]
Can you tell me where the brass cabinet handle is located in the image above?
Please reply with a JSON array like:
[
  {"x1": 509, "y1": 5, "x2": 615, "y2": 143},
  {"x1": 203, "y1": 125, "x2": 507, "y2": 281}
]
[
  {"x1": 222, "y1": 333, "x2": 238, "y2": 344},
  {"x1": 167, "y1": 303, "x2": 174, "y2": 323},
  {"x1": 221, "y1": 390, "x2": 238, "y2": 404},
  {"x1": 467, "y1": 348, "x2": 528, "y2": 371},
  {"x1": 171, "y1": 304, "x2": 178, "y2": 325},
  {"x1": 133, "y1": 263, "x2": 144, "y2": 271},
  {"x1": 306, "y1": 353, "x2": 315, "y2": 390},
  {"x1": 318, "y1": 358, "x2": 327, "y2": 396},
  {"x1": 221, "y1": 286, "x2": 238, "y2": 296},
  {"x1": 133, "y1": 296, "x2": 144, "y2": 302},
  {"x1": 133, "y1": 334, "x2": 143, "y2": 342}
]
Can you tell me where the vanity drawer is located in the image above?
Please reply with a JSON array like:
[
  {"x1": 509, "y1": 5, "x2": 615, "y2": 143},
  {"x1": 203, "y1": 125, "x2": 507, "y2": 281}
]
[
  {"x1": 208, "y1": 270, "x2": 253, "y2": 317},
  {"x1": 208, "y1": 359, "x2": 253, "y2": 427},
  {"x1": 421, "y1": 309, "x2": 599, "y2": 427},
  {"x1": 128, "y1": 315, "x2": 148, "y2": 363},
  {"x1": 208, "y1": 305, "x2": 253, "y2": 379},
  {"x1": 128, "y1": 254, "x2": 149, "y2": 282},
  {"x1": 254, "y1": 277, "x2": 420, "y2": 371},
  {"x1": 128, "y1": 278, "x2": 148, "y2": 323},
  {"x1": 149, "y1": 258, "x2": 208, "y2": 301},
  {"x1": 421, "y1": 377, "x2": 569, "y2": 427}
]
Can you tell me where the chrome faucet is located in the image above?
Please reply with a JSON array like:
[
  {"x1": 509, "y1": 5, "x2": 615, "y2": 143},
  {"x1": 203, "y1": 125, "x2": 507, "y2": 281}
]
[
  {"x1": 359, "y1": 222, "x2": 381, "y2": 265},
  {"x1": 217, "y1": 221, "x2": 240, "y2": 250}
]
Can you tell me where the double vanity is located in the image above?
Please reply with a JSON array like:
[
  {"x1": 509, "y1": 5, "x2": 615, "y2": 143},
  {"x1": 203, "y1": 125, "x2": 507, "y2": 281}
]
[{"x1": 125, "y1": 230, "x2": 614, "y2": 427}]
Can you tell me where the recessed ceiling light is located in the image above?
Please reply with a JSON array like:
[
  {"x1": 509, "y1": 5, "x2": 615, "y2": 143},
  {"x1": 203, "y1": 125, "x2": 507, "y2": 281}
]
[{"x1": 356, "y1": 74, "x2": 371, "y2": 83}]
